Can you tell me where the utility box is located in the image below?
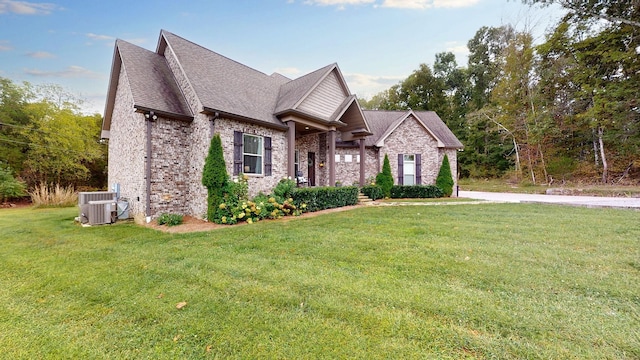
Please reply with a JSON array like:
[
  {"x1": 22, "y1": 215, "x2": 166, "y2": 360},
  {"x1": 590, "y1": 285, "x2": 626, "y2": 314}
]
[
  {"x1": 117, "y1": 200, "x2": 129, "y2": 220},
  {"x1": 80, "y1": 200, "x2": 117, "y2": 225}
]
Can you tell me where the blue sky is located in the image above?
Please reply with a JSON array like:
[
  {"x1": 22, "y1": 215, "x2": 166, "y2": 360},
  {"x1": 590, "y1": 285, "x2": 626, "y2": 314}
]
[{"x1": 0, "y1": 0, "x2": 564, "y2": 114}]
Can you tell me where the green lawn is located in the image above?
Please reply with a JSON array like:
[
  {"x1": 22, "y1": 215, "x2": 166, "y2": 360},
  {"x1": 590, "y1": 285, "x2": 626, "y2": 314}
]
[{"x1": 1, "y1": 205, "x2": 639, "y2": 359}]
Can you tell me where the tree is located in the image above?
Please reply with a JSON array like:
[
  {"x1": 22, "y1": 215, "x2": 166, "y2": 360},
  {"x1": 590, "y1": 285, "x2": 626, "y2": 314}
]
[
  {"x1": 436, "y1": 155, "x2": 454, "y2": 197},
  {"x1": 202, "y1": 134, "x2": 228, "y2": 221},
  {"x1": 0, "y1": 78, "x2": 32, "y2": 174},
  {"x1": 375, "y1": 154, "x2": 394, "y2": 198},
  {"x1": 0, "y1": 164, "x2": 26, "y2": 202}
]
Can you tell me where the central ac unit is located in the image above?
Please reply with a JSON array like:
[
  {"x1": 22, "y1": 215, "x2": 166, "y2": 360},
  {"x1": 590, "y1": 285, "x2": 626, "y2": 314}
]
[{"x1": 80, "y1": 200, "x2": 116, "y2": 225}]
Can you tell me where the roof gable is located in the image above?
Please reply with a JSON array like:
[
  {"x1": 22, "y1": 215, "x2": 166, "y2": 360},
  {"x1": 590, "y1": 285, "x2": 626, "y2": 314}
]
[
  {"x1": 101, "y1": 39, "x2": 192, "y2": 138},
  {"x1": 159, "y1": 30, "x2": 289, "y2": 128},
  {"x1": 362, "y1": 110, "x2": 463, "y2": 149}
]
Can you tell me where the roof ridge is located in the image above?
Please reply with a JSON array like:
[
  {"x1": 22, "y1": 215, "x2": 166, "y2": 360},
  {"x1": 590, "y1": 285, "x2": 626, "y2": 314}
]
[{"x1": 160, "y1": 30, "x2": 274, "y2": 80}]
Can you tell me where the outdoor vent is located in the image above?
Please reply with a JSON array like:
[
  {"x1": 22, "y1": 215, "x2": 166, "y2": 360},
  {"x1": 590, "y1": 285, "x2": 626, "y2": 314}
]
[
  {"x1": 80, "y1": 200, "x2": 116, "y2": 225},
  {"x1": 78, "y1": 191, "x2": 117, "y2": 206}
]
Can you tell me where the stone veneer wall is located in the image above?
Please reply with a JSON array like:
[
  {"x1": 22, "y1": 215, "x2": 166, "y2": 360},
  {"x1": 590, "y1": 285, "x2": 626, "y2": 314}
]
[
  {"x1": 148, "y1": 118, "x2": 191, "y2": 215},
  {"x1": 215, "y1": 118, "x2": 288, "y2": 199},
  {"x1": 107, "y1": 66, "x2": 147, "y2": 222},
  {"x1": 379, "y1": 115, "x2": 458, "y2": 193},
  {"x1": 162, "y1": 43, "x2": 210, "y2": 218},
  {"x1": 295, "y1": 133, "x2": 320, "y2": 186}
]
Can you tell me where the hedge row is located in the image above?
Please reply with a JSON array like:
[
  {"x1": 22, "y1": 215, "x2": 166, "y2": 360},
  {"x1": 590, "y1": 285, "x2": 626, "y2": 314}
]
[
  {"x1": 361, "y1": 184, "x2": 444, "y2": 199},
  {"x1": 292, "y1": 186, "x2": 359, "y2": 212},
  {"x1": 360, "y1": 185, "x2": 384, "y2": 200},
  {"x1": 390, "y1": 185, "x2": 443, "y2": 199}
]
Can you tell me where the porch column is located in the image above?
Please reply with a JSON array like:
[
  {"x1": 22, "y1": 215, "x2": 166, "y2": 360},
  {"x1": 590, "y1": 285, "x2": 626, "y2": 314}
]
[
  {"x1": 287, "y1": 121, "x2": 296, "y2": 178},
  {"x1": 359, "y1": 138, "x2": 365, "y2": 186},
  {"x1": 328, "y1": 129, "x2": 336, "y2": 186}
]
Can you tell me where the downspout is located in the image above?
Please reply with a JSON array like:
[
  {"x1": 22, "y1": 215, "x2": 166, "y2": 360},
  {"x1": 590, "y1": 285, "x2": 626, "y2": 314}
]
[{"x1": 145, "y1": 111, "x2": 157, "y2": 223}]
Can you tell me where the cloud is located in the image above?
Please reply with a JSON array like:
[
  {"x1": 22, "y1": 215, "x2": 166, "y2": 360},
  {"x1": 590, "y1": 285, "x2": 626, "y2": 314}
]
[
  {"x1": 0, "y1": 0, "x2": 58, "y2": 15},
  {"x1": 24, "y1": 65, "x2": 102, "y2": 79},
  {"x1": 0, "y1": 40, "x2": 12, "y2": 51},
  {"x1": 273, "y1": 67, "x2": 303, "y2": 77},
  {"x1": 86, "y1": 33, "x2": 115, "y2": 41},
  {"x1": 381, "y1": 0, "x2": 480, "y2": 9},
  {"x1": 302, "y1": 0, "x2": 375, "y2": 7},
  {"x1": 26, "y1": 51, "x2": 55, "y2": 58},
  {"x1": 445, "y1": 42, "x2": 469, "y2": 58},
  {"x1": 343, "y1": 72, "x2": 404, "y2": 98}
]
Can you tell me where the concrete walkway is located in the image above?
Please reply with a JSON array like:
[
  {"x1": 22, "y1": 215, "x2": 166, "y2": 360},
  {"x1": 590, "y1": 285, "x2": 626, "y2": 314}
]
[{"x1": 459, "y1": 191, "x2": 640, "y2": 209}]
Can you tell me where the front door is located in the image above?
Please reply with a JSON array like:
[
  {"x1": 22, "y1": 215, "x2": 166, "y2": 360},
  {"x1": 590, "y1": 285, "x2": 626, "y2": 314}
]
[{"x1": 307, "y1": 152, "x2": 316, "y2": 186}]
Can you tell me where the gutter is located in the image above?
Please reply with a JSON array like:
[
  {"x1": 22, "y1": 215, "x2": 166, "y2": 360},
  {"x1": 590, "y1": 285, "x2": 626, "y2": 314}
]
[{"x1": 145, "y1": 111, "x2": 157, "y2": 222}]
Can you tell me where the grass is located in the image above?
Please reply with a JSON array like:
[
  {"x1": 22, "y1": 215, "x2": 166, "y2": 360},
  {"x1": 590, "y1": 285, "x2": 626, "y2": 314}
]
[
  {"x1": 1, "y1": 205, "x2": 639, "y2": 359},
  {"x1": 459, "y1": 178, "x2": 640, "y2": 197}
]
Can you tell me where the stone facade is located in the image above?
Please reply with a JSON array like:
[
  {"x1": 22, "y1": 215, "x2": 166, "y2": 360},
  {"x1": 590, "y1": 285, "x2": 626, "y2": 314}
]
[
  {"x1": 374, "y1": 115, "x2": 459, "y2": 193},
  {"x1": 214, "y1": 118, "x2": 288, "y2": 199},
  {"x1": 107, "y1": 67, "x2": 147, "y2": 222},
  {"x1": 149, "y1": 117, "x2": 191, "y2": 216}
]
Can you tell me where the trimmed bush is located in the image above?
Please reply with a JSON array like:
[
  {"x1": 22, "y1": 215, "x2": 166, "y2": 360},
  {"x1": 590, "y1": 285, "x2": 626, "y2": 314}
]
[
  {"x1": 292, "y1": 186, "x2": 359, "y2": 212},
  {"x1": 375, "y1": 154, "x2": 394, "y2": 198},
  {"x1": 436, "y1": 154, "x2": 454, "y2": 197},
  {"x1": 360, "y1": 185, "x2": 384, "y2": 200},
  {"x1": 202, "y1": 134, "x2": 228, "y2": 221},
  {"x1": 390, "y1": 185, "x2": 443, "y2": 199}
]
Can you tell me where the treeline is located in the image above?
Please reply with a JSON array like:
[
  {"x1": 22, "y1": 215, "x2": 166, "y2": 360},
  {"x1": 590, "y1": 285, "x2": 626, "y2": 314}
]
[
  {"x1": 362, "y1": 1, "x2": 639, "y2": 184},
  {"x1": 0, "y1": 78, "x2": 107, "y2": 191}
]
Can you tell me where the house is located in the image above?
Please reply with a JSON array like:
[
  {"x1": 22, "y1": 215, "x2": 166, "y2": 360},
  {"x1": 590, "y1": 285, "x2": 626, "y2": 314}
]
[{"x1": 101, "y1": 30, "x2": 463, "y2": 222}]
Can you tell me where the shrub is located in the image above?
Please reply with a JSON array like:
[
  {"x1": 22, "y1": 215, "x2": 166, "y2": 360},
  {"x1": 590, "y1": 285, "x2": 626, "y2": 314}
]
[
  {"x1": 375, "y1": 154, "x2": 394, "y2": 198},
  {"x1": 202, "y1": 134, "x2": 228, "y2": 221},
  {"x1": 292, "y1": 186, "x2": 358, "y2": 212},
  {"x1": 436, "y1": 154, "x2": 454, "y2": 197},
  {"x1": 390, "y1": 185, "x2": 443, "y2": 199},
  {"x1": 0, "y1": 165, "x2": 26, "y2": 202},
  {"x1": 360, "y1": 185, "x2": 384, "y2": 200},
  {"x1": 29, "y1": 183, "x2": 77, "y2": 207},
  {"x1": 273, "y1": 178, "x2": 296, "y2": 202},
  {"x1": 157, "y1": 213, "x2": 183, "y2": 226}
]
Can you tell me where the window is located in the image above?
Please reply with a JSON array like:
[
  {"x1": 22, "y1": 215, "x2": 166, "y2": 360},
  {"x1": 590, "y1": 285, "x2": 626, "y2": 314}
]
[
  {"x1": 294, "y1": 150, "x2": 300, "y2": 176},
  {"x1": 356, "y1": 155, "x2": 360, "y2": 163},
  {"x1": 403, "y1": 154, "x2": 415, "y2": 185},
  {"x1": 335, "y1": 154, "x2": 341, "y2": 162},
  {"x1": 243, "y1": 134, "x2": 263, "y2": 175},
  {"x1": 345, "y1": 155, "x2": 352, "y2": 163}
]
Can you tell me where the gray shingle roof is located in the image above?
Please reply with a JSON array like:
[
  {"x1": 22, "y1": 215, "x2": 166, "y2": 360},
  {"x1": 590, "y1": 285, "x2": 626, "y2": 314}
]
[
  {"x1": 117, "y1": 39, "x2": 192, "y2": 118},
  {"x1": 160, "y1": 31, "x2": 289, "y2": 128},
  {"x1": 362, "y1": 110, "x2": 463, "y2": 149}
]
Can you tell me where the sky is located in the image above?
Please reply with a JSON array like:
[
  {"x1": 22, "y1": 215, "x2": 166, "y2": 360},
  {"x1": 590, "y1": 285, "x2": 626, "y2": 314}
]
[{"x1": 0, "y1": 0, "x2": 565, "y2": 115}]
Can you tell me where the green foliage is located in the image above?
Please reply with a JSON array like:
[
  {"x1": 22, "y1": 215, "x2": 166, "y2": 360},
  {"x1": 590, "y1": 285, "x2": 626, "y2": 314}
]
[
  {"x1": 291, "y1": 186, "x2": 359, "y2": 212},
  {"x1": 375, "y1": 154, "x2": 394, "y2": 198},
  {"x1": 157, "y1": 213, "x2": 183, "y2": 226},
  {"x1": 390, "y1": 185, "x2": 444, "y2": 199},
  {"x1": 436, "y1": 155, "x2": 455, "y2": 196},
  {"x1": 0, "y1": 79, "x2": 106, "y2": 189},
  {"x1": 0, "y1": 165, "x2": 27, "y2": 202},
  {"x1": 202, "y1": 134, "x2": 228, "y2": 221},
  {"x1": 272, "y1": 178, "x2": 296, "y2": 201},
  {"x1": 360, "y1": 185, "x2": 384, "y2": 200},
  {"x1": 214, "y1": 177, "x2": 305, "y2": 225}
]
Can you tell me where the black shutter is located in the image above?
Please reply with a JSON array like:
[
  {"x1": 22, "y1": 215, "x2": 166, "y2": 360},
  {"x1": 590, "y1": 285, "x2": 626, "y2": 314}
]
[
  {"x1": 398, "y1": 154, "x2": 404, "y2": 185},
  {"x1": 233, "y1": 131, "x2": 243, "y2": 176},
  {"x1": 416, "y1": 153, "x2": 422, "y2": 185},
  {"x1": 264, "y1": 136, "x2": 272, "y2": 176}
]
